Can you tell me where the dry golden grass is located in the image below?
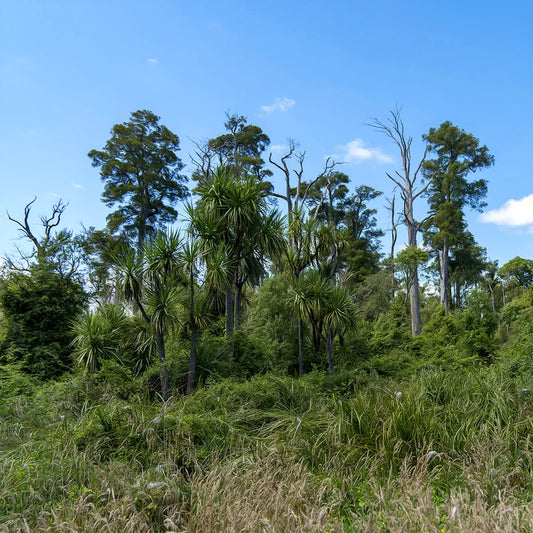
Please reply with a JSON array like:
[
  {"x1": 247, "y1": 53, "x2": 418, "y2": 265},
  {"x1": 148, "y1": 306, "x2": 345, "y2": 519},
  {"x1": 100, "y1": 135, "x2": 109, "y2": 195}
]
[{"x1": 4, "y1": 447, "x2": 533, "y2": 533}]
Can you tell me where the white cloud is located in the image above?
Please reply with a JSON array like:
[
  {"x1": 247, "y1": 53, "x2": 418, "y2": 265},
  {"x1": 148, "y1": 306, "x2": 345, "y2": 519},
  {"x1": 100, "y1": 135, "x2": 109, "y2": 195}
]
[
  {"x1": 479, "y1": 194, "x2": 533, "y2": 227},
  {"x1": 147, "y1": 58, "x2": 159, "y2": 64},
  {"x1": 72, "y1": 183, "x2": 84, "y2": 190},
  {"x1": 270, "y1": 144, "x2": 288, "y2": 153},
  {"x1": 260, "y1": 97, "x2": 295, "y2": 114},
  {"x1": 333, "y1": 139, "x2": 393, "y2": 164}
]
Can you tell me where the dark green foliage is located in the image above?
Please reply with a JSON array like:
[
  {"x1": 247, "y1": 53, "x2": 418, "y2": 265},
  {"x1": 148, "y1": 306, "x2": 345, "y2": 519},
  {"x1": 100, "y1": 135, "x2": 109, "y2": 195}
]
[
  {"x1": 89, "y1": 110, "x2": 188, "y2": 252},
  {"x1": 0, "y1": 269, "x2": 87, "y2": 379},
  {"x1": 197, "y1": 114, "x2": 271, "y2": 181},
  {"x1": 245, "y1": 275, "x2": 300, "y2": 374},
  {"x1": 423, "y1": 121, "x2": 494, "y2": 247},
  {"x1": 304, "y1": 176, "x2": 383, "y2": 281},
  {"x1": 423, "y1": 121, "x2": 494, "y2": 310},
  {"x1": 0, "y1": 364, "x2": 35, "y2": 397},
  {"x1": 370, "y1": 300, "x2": 411, "y2": 355},
  {"x1": 500, "y1": 256, "x2": 533, "y2": 288}
]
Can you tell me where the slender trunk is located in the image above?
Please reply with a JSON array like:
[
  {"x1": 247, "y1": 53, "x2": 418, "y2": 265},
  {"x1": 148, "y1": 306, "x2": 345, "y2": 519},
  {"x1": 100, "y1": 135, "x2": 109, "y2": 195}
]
[
  {"x1": 286, "y1": 176, "x2": 293, "y2": 226},
  {"x1": 489, "y1": 285, "x2": 495, "y2": 312},
  {"x1": 234, "y1": 282, "x2": 243, "y2": 330},
  {"x1": 327, "y1": 329, "x2": 334, "y2": 377},
  {"x1": 407, "y1": 218, "x2": 421, "y2": 336},
  {"x1": 225, "y1": 285, "x2": 234, "y2": 338},
  {"x1": 133, "y1": 222, "x2": 147, "y2": 314},
  {"x1": 186, "y1": 267, "x2": 197, "y2": 395},
  {"x1": 155, "y1": 332, "x2": 168, "y2": 400},
  {"x1": 137, "y1": 224, "x2": 146, "y2": 258},
  {"x1": 440, "y1": 243, "x2": 449, "y2": 313},
  {"x1": 298, "y1": 318, "x2": 304, "y2": 377},
  {"x1": 390, "y1": 195, "x2": 398, "y2": 301},
  {"x1": 502, "y1": 283, "x2": 508, "y2": 335},
  {"x1": 187, "y1": 323, "x2": 198, "y2": 395},
  {"x1": 312, "y1": 320, "x2": 321, "y2": 353}
]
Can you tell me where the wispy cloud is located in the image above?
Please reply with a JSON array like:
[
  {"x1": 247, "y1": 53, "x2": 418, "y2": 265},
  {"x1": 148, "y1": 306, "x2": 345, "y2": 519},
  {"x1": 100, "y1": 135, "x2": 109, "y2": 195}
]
[
  {"x1": 270, "y1": 144, "x2": 288, "y2": 153},
  {"x1": 72, "y1": 183, "x2": 84, "y2": 190},
  {"x1": 260, "y1": 97, "x2": 295, "y2": 114},
  {"x1": 147, "y1": 58, "x2": 159, "y2": 65},
  {"x1": 333, "y1": 139, "x2": 392, "y2": 164},
  {"x1": 480, "y1": 194, "x2": 533, "y2": 227}
]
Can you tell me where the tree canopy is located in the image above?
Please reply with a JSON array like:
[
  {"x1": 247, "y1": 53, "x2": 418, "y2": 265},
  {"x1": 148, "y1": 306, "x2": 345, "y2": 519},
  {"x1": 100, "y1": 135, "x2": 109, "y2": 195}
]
[{"x1": 88, "y1": 110, "x2": 188, "y2": 254}]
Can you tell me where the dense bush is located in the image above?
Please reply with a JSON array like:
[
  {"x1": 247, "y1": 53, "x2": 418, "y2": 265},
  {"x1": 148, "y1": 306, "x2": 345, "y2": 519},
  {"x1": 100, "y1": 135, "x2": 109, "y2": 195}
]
[{"x1": 0, "y1": 268, "x2": 87, "y2": 379}]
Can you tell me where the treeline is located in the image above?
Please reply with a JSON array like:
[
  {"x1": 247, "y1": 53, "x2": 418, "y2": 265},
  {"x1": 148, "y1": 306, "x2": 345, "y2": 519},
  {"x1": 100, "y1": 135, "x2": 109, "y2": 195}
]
[{"x1": 1, "y1": 109, "x2": 532, "y2": 396}]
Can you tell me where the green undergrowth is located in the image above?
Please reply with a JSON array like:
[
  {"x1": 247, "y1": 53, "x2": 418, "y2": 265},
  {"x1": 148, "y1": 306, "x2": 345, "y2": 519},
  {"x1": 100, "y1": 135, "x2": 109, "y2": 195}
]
[{"x1": 2, "y1": 362, "x2": 533, "y2": 531}]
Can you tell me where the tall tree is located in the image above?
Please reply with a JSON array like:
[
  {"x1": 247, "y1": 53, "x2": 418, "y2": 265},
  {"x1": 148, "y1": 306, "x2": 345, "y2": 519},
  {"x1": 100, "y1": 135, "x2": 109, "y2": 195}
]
[
  {"x1": 193, "y1": 166, "x2": 284, "y2": 336},
  {"x1": 192, "y1": 114, "x2": 272, "y2": 182},
  {"x1": 6, "y1": 198, "x2": 83, "y2": 279},
  {"x1": 341, "y1": 185, "x2": 384, "y2": 282},
  {"x1": 423, "y1": 121, "x2": 494, "y2": 312},
  {"x1": 372, "y1": 109, "x2": 428, "y2": 336},
  {"x1": 113, "y1": 232, "x2": 182, "y2": 399},
  {"x1": 499, "y1": 257, "x2": 533, "y2": 288},
  {"x1": 268, "y1": 141, "x2": 340, "y2": 226},
  {"x1": 483, "y1": 260, "x2": 500, "y2": 312},
  {"x1": 89, "y1": 110, "x2": 188, "y2": 256},
  {"x1": 448, "y1": 231, "x2": 487, "y2": 308}
]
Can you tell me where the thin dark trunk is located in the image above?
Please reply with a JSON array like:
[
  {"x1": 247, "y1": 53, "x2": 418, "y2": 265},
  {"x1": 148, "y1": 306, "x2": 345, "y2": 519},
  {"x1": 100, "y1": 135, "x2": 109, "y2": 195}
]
[
  {"x1": 312, "y1": 320, "x2": 321, "y2": 353},
  {"x1": 156, "y1": 332, "x2": 168, "y2": 400},
  {"x1": 187, "y1": 323, "x2": 198, "y2": 395},
  {"x1": 234, "y1": 282, "x2": 243, "y2": 330},
  {"x1": 137, "y1": 224, "x2": 146, "y2": 258},
  {"x1": 225, "y1": 285, "x2": 234, "y2": 338},
  {"x1": 298, "y1": 318, "x2": 304, "y2": 377},
  {"x1": 327, "y1": 329, "x2": 334, "y2": 377},
  {"x1": 186, "y1": 267, "x2": 197, "y2": 395}
]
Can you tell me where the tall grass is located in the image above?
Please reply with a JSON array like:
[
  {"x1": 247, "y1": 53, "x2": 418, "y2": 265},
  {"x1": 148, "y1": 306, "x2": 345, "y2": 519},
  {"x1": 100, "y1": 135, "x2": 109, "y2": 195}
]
[{"x1": 1, "y1": 365, "x2": 533, "y2": 531}]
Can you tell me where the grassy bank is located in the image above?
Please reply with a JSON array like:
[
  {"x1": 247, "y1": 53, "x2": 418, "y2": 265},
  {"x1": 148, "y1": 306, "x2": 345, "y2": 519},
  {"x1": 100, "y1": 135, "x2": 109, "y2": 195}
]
[{"x1": 1, "y1": 364, "x2": 533, "y2": 532}]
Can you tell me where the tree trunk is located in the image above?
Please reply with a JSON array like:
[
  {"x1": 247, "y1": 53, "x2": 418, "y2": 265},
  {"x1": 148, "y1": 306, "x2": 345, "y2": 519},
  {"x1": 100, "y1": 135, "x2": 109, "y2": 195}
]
[
  {"x1": 327, "y1": 329, "x2": 334, "y2": 377},
  {"x1": 155, "y1": 332, "x2": 168, "y2": 400},
  {"x1": 489, "y1": 285, "x2": 495, "y2": 312},
  {"x1": 298, "y1": 318, "x2": 304, "y2": 377},
  {"x1": 234, "y1": 282, "x2": 243, "y2": 330},
  {"x1": 389, "y1": 195, "x2": 398, "y2": 301},
  {"x1": 311, "y1": 320, "x2": 321, "y2": 353},
  {"x1": 187, "y1": 322, "x2": 198, "y2": 395},
  {"x1": 407, "y1": 217, "x2": 421, "y2": 336},
  {"x1": 187, "y1": 267, "x2": 197, "y2": 395},
  {"x1": 440, "y1": 243, "x2": 449, "y2": 313},
  {"x1": 225, "y1": 285, "x2": 234, "y2": 338},
  {"x1": 137, "y1": 224, "x2": 146, "y2": 258}
]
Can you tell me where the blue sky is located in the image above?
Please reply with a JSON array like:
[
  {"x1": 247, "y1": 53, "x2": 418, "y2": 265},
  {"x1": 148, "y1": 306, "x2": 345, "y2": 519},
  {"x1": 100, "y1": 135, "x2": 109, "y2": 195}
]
[{"x1": 1, "y1": 0, "x2": 532, "y2": 266}]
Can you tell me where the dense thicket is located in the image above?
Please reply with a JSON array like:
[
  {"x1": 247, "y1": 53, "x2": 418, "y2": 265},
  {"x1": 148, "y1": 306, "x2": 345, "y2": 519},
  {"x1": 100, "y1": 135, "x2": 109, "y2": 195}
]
[{"x1": 2, "y1": 108, "x2": 533, "y2": 531}]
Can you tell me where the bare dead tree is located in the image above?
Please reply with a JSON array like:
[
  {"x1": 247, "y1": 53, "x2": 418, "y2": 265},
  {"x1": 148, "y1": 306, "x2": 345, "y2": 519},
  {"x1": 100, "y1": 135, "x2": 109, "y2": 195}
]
[
  {"x1": 7, "y1": 198, "x2": 67, "y2": 264},
  {"x1": 371, "y1": 109, "x2": 428, "y2": 336},
  {"x1": 385, "y1": 193, "x2": 399, "y2": 300},
  {"x1": 268, "y1": 141, "x2": 341, "y2": 225},
  {"x1": 189, "y1": 138, "x2": 215, "y2": 181},
  {"x1": 269, "y1": 140, "x2": 297, "y2": 222}
]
